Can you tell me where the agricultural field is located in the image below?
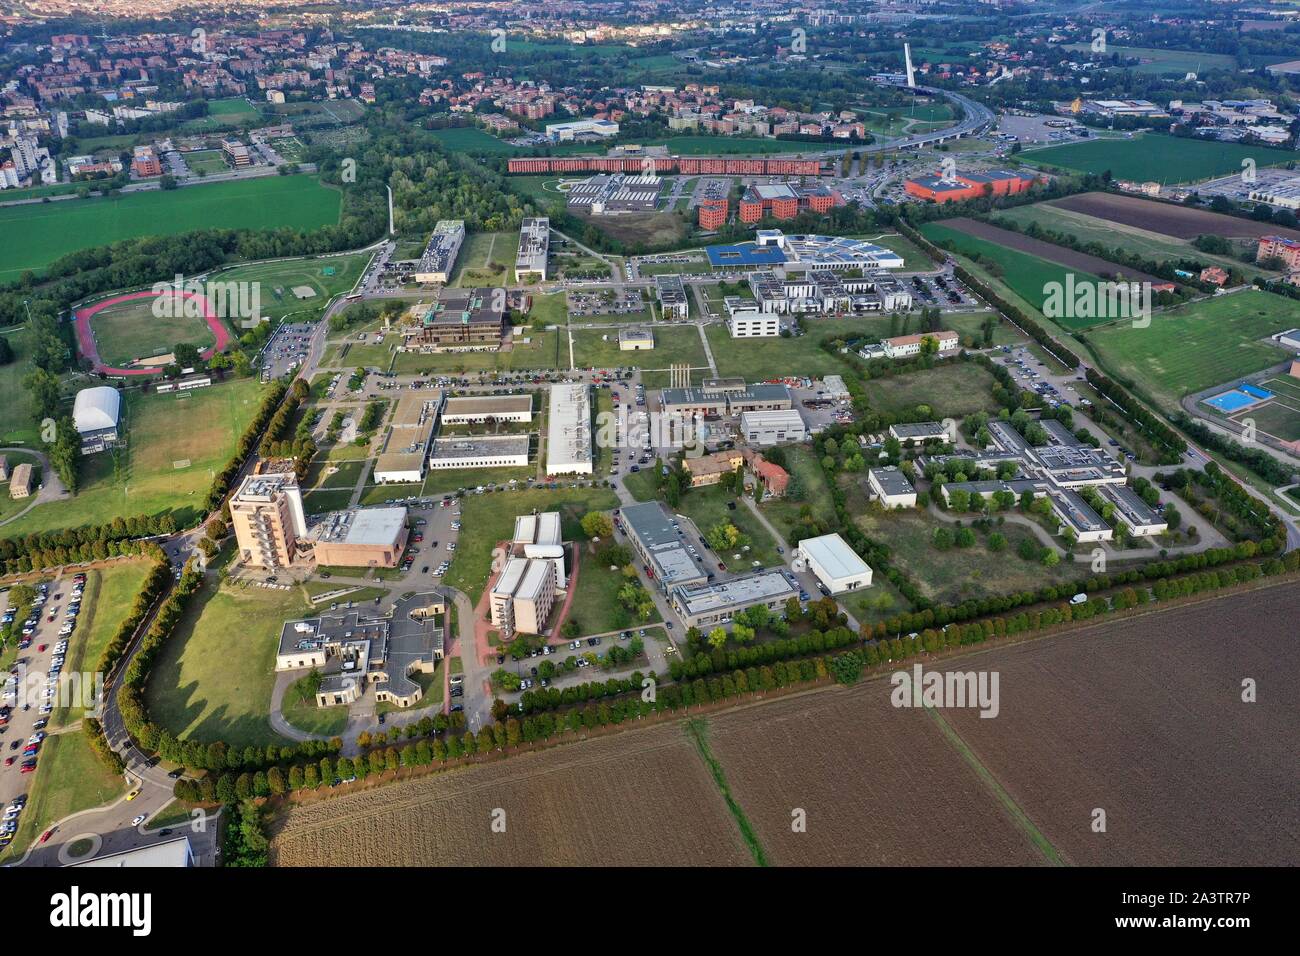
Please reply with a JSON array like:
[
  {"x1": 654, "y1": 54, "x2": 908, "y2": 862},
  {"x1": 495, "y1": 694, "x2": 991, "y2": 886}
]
[
  {"x1": 2, "y1": 377, "x2": 267, "y2": 536},
  {"x1": 571, "y1": 325, "x2": 707, "y2": 373},
  {"x1": 1021, "y1": 132, "x2": 1295, "y2": 184},
  {"x1": 580, "y1": 210, "x2": 689, "y2": 249},
  {"x1": 992, "y1": 203, "x2": 1277, "y2": 281},
  {"x1": 1084, "y1": 290, "x2": 1297, "y2": 411},
  {"x1": 90, "y1": 294, "x2": 216, "y2": 368},
  {"x1": 0, "y1": 175, "x2": 342, "y2": 282},
  {"x1": 270, "y1": 724, "x2": 752, "y2": 866},
  {"x1": 444, "y1": 486, "x2": 618, "y2": 603},
  {"x1": 864, "y1": 360, "x2": 1003, "y2": 418},
  {"x1": 146, "y1": 569, "x2": 312, "y2": 748},
  {"x1": 920, "y1": 220, "x2": 1110, "y2": 329},
  {"x1": 852, "y1": 507, "x2": 1085, "y2": 604},
  {"x1": 1049, "y1": 191, "x2": 1300, "y2": 242}
]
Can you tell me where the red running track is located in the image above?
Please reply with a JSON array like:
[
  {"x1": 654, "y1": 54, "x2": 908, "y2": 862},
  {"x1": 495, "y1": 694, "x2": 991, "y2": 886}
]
[{"x1": 74, "y1": 289, "x2": 233, "y2": 376}]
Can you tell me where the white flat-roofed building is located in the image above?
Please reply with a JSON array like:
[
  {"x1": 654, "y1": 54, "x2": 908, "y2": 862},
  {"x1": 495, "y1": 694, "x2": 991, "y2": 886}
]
[
  {"x1": 308, "y1": 506, "x2": 410, "y2": 569},
  {"x1": 727, "y1": 309, "x2": 781, "y2": 337},
  {"x1": 546, "y1": 118, "x2": 619, "y2": 141},
  {"x1": 1048, "y1": 489, "x2": 1113, "y2": 543},
  {"x1": 1100, "y1": 484, "x2": 1168, "y2": 536},
  {"x1": 490, "y1": 556, "x2": 558, "y2": 637},
  {"x1": 867, "y1": 467, "x2": 916, "y2": 508},
  {"x1": 513, "y1": 510, "x2": 567, "y2": 589},
  {"x1": 889, "y1": 421, "x2": 952, "y2": 446},
  {"x1": 883, "y1": 330, "x2": 960, "y2": 358},
  {"x1": 413, "y1": 220, "x2": 466, "y2": 283},
  {"x1": 670, "y1": 569, "x2": 799, "y2": 629},
  {"x1": 821, "y1": 375, "x2": 850, "y2": 400},
  {"x1": 69, "y1": 836, "x2": 195, "y2": 867},
  {"x1": 546, "y1": 382, "x2": 592, "y2": 475},
  {"x1": 739, "y1": 408, "x2": 806, "y2": 445},
  {"x1": 428, "y1": 434, "x2": 530, "y2": 470},
  {"x1": 515, "y1": 217, "x2": 550, "y2": 282},
  {"x1": 619, "y1": 327, "x2": 655, "y2": 351},
  {"x1": 796, "y1": 532, "x2": 873, "y2": 594},
  {"x1": 440, "y1": 394, "x2": 533, "y2": 424}
]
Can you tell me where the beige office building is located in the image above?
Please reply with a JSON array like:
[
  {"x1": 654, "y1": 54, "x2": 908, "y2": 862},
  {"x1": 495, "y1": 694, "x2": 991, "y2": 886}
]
[
  {"x1": 489, "y1": 556, "x2": 557, "y2": 638},
  {"x1": 230, "y1": 471, "x2": 307, "y2": 569}
]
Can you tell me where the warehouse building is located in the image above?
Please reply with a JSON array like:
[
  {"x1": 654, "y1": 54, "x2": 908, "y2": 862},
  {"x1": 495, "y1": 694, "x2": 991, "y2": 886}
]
[
  {"x1": 889, "y1": 421, "x2": 952, "y2": 446},
  {"x1": 412, "y1": 220, "x2": 466, "y2": 284},
  {"x1": 440, "y1": 394, "x2": 533, "y2": 424},
  {"x1": 796, "y1": 533, "x2": 873, "y2": 594},
  {"x1": 904, "y1": 169, "x2": 1037, "y2": 204},
  {"x1": 373, "y1": 393, "x2": 442, "y2": 483},
  {"x1": 546, "y1": 118, "x2": 619, "y2": 142},
  {"x1": 739, "y1": 408, "x2": 806, "y2": 445},
  {"x1": 660, "y1": 379, "x2": 792, "y2": 418},
  {"x1": 619, "y1": 500, "x2": 707, "y2": 593},
  {"x1": 670, "y1": 570, "x2": 799, "y2": 630},
  {"x1": 515, "y1": 217, "x2": 550, "y2": 282},
  {"x1": 428, "y1": 434, "x2": 530, "y2": 470},
  {"x1": 546, "y1": 382, "x2": 593, "y2": 475},
  {"x1": 308, "y1": 506, "x2": 410, "y2": 569},
  {"x1": 867, "y1": 467, "x2": 917, "y2": 508}
]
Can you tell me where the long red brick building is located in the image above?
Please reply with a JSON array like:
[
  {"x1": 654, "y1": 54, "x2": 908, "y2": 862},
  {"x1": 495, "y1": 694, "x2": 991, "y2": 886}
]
[
  {"x1": 506, "y1": 156, "x2": 825, "y2": 176},
  {"x1": 903, "y1": 168, "x2": 1038, "y2": 204}
]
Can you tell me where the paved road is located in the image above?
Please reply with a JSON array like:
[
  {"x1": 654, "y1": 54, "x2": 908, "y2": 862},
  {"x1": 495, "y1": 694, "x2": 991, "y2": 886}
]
[{"x1": 0, "y1": 448, "x2": 67, "y2": 528}]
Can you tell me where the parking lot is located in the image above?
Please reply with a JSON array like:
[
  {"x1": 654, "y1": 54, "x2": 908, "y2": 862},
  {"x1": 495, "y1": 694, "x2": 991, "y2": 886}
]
[{"x1": 260, "y1": 321, "x2": 315, "y2": 381}]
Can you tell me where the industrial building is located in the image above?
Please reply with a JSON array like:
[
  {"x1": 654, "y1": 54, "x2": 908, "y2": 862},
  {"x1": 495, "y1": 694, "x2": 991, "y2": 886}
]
[
  {"x1": 867, "y1": 467, "x2": 917, "y2": 508},
  {"x1": 739, "y1": 408, "x2": 806, "y2": 445},
  {"x1": 546, "y1": 382, "x2": 593, "y2": 475},
  {"x1": 440, "y1": 394, "x2": 534, "y2": 424},
  {"x1": 660, "y1": 379, "x2": 793, "y2": 418},
  {"x1": 230, "y1": 470, "x2": 308, "y2": 569},
  {"x1": 670, "y1": 570, "x2": 799, "y2": 630},
  {"x1": 619, "y1": 501, "x2": 707, "y2": 594},
  {"x1": 412, "y1": 220, "x2": 466, "y2": 283},
  {"x1": 565, "y1": 173, "x2": 662, "y2": 214},
  {"x1": 889, "y1": 421, "x2": 953, "y2": 446},
  {"x1": 276, "y1": 593, "x2": 446, "y2": 708},
  {"x1": 428, "y1": 434, "x2": 530, "y2": 470},
  {"x1": 399, "y1": 289, "x2": 507, "y2": 351},
  {"x1": 515, "y1": 217, "x2": 550, "y2": 282},
  {"x1": 373, "y1": 393, "x2": 442, "y2": 483},
  {"x1": 655, "y1": 274, "x2": 689, "y2": 320},
  {"x1": 618, "y1": 327, "x2": 655, "y2": 351},
  {"x1": 727, "y1": 308, "x2": 781, "y2": 338},
  {"x1": 904, "y1": 168, "x2": 1037, "y2": 204},
  {"x1": 307, "y1": 506, "x2": 409, "y2": 569},
  {"x1": 545, "y1": 118, "x2": 620, "y2": 142},
  {"x1": 796, "y1": 533, "x2": 873, "y2": 594},
  {"x1": 72, "y1": 386, "x2": 122, "y2": 454}
]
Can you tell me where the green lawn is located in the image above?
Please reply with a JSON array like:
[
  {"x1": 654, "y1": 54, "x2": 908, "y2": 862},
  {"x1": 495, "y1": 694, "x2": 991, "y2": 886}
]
[
  {"x1": 445, "y1": 487, "x2": 618, "y2": 604},
  {"x1": 865, "y1": 361, "x2": 1002, "y2": 418},
  {"x1": 1085, "y1": 290, "x2": 1299, "y2": 412},
  {"x1": 375, "y1": 659, "x2": 445, "y2": 715},
  {"x1": 280, "y1": 691, "x2": 350, "y2": 736},
  {"x1": 850, "y1": 232, "x2": 939, "y2": 271},
  {"x1": 210, "y1": 252, "x2": 371, "y2": 324},
  {"x1": 0, "y1": 327, "x2": 39, "y2": 445},
  {"x1": 0, "y1": 732, "x2": 124, "y2": 862},
  {"x1": 183, "y1": 149, "x2": 230, "y2": 176},
  {"x1": 450, "y1": 231, "x2": 515, "y2": 287},
  {"x1": 572, "y1": 325, "x2": 708, "y2": 372},
  {"x1": 146, "y1": 572, "x2": 313, "y2": 748},
  {"x1": 566, "y1": 547, "x2": 661, "y2": 636},
  {"x1": 0, "y1": 175, "x2": 342, "y2": 281},
  {"x1": 704, "y1": 321, "x2": 861, "y2": 380},
  {"x1": 53, "y1": 561, "x2": 153, "y2": 726},
  {"x1": 385, "y1": 331, "x2": 563, "y2": 375},
  {"x1": 1059, "y1": 44, "x2": 1237, "y2": 74},
  {"x1": 673, "y1": 484, "x2": 783, "y2": 570},
  {"x1": 304, "y1": 458, "x2": 366, "y2": 492},
  {"x1": 3, "y1": 377, "x2": 267, "y2": 535},
  {"x1": 430, "y1": 127, "x2": 521, "y2": 154},
  {"x1": 0, "y1": 451, "x2": 42, "y2": 524},
  {"x1": 759, "y1": 445, "x2": 837, "y2": 544},
  {"x1": 1021, "y1": 132, "x2": 1295, "y2": 184}
]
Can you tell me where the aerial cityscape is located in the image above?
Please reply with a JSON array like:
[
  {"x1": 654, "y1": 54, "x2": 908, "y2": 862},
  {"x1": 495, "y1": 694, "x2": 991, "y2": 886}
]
[{"x1": 0, "y1": 0, "x2": 1294, "y2": 906}]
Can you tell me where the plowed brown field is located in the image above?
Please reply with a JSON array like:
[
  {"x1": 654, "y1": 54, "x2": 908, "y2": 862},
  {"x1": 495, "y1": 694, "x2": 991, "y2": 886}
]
[{"x1": 1049, "y1": 192, "x2": 1300, "y2": 242}]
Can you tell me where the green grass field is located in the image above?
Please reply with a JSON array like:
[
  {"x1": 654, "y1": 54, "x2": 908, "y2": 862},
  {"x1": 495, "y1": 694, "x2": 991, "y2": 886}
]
[
  {"x1": 0, "y1": 176, "x2": 342, "y2": 281},
  {"x1": 92, "y1": 295, "x2": 215, "y2": 367},
  {"x1": 1239, "y1": 400, "x2": 1300, "y2": 443},
  {"x1": 430, "y1": 127, "x2": 521, "y2": 154},
  {"x1": 1021, "y1": 132, "x2": 1294, "y2": 184},
  {"x1": 207, "y1": 96, "x2": 262, "y2": 119},
  {"x1": 445, "y1": 487, "x2": 618, "y2": 604},
  {"x1": 450, "y1": 231, "x2": 515, "y2": 287},
  {"x1": 920, "y1": 221, "x2": 1110, "y2": 330},
  {"x1": 183, "y1": 149, "x2": 230, "y2": 175},
  {"x1": 211, "y1": 252, "x2": 370, "y2": 324},
  {"x1": 567, "y1": 548, "x2": 661, "y2": 636},
  {"x1": 1060, "y1": 44, "x2": 1237, "y2": 74},
  {"x1": 53, "y1": 561, "x2": 154, "y2": 727},
  {"x1": 571, "y1": 325, "x2": 707, "y2": 372},
  {"x1": 758, "y1": 445, "x2": 837, "y2": 544},
  {"x1": 866, "y1": 361, "x2": 1002, "y2": 418},
  {"x1": 704, "y1": 320, "x2": 862, "y2": 380},
  {"x1": 673, "y1": 483, "x2": 783, "y2": 570},
  {"x1": 992, "y1": 203, "x2": 1275, "y2": 281},
  {"x1": 0, "y1": 450, "x2": 41, "y2": 524},
  {"x1": 0, "y1": 732, "x2": 124, "y2": 862},
  {"x1": 1085, "y1": 290, "x2": 1298, "y2": 411},
  {"x1": 3, "y1": 377, "x2": 266, "y2": 535},
  {"x1": 0, "y1": 327, "x2": 39, "y2": 444},
  {"x1": 146, "y1": 572, "x2": 313, "y2": 748}
]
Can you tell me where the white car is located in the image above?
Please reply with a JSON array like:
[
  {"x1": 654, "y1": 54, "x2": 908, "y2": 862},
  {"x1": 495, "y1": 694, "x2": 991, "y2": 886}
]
[{"x1": 132, "y1": 814, "x2": 148, "y2": 827}]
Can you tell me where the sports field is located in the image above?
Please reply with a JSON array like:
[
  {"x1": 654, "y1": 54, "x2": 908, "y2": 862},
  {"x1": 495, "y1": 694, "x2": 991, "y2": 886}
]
[
  {"x1": 210, "y1": 252, "x2": 371, "y2": 324},
  {"x1": 1021, "y1": 132, "x2": 1294, "y2": 184},
  {"x1": 1085, "y1": 291, "x2": 1297, "y2": 411},
  {"x1": 91, "y1": 294, "x2": 216, "y2": 367},
  {"x1": 1060, "y1": 44, "x2": 1237, "y2": 74},
  {"x1": 0, "y1": 327, "x2": 38, "y2": 445},
  {"x1": 0, "y1": 175, "x2": 342, "y2": 281},
  {"x1": 1, "y1": 377, "x2": 267, "y2": 535}
]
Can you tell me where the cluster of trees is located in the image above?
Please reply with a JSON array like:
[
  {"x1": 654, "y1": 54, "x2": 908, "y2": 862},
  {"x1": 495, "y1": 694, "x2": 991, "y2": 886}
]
[
  {"x1": 15, "y1": 298, "x2": 80, "y2": 491},
  {"x1": 1172, "y1": 412, "x2": 1298, "y2": 488},
  {"x1": 1084, "y1": 367, "x2": 1187, "y2": 463},
  {"x1": 1161, "y1": 464, "x2": 1285, "y2": 547},
  {"x1": 0, "y1": 517, "x2": 173, "y2": 577},
  {"x1": 674, "y1": 617, "x2": 856, "y2": 682},
  {"x1": 258, "y1": 378, "x2": 316, "y2": 465},
  {"x1": 202, "y1": 380, "x2": 288, "y2": 514},
  {"x1": 222, "y1": 800, "x2": 269, "y2": 868},
  {"x1": 156, "y1": 732, "x2": 342, "y2": 776},
  {"x1": 83, "y1": 717, "x2": 124, "y2": 776}
]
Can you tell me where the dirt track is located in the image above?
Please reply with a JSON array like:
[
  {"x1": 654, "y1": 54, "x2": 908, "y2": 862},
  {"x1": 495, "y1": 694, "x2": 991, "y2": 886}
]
[
  {"x1": 942, "y1": 216, "x2": 1168, "y2": 285},
  {"x1": 1049, "y1": 191, "x2": 1300, "y2": 242}
]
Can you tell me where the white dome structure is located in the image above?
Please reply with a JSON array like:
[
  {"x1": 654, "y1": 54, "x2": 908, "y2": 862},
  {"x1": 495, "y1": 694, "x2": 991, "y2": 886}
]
[{"x1": 73, "y1": 386, "x2": 122, "y2": 435}]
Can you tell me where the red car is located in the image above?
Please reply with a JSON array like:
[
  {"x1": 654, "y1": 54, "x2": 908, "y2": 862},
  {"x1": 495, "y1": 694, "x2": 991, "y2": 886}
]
[
  {"x1": 37, "y1": 644, "x2": 46, "y2": 653},
  {"x1": 3, "y1": 757, "x2": 14, "y2": 766},
  {"x1": 20, "y1": 765, "x2": 35, "y2": 774},
  {"x1": 40, "y1": 828, "x2": 54, "y2": 844}
]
